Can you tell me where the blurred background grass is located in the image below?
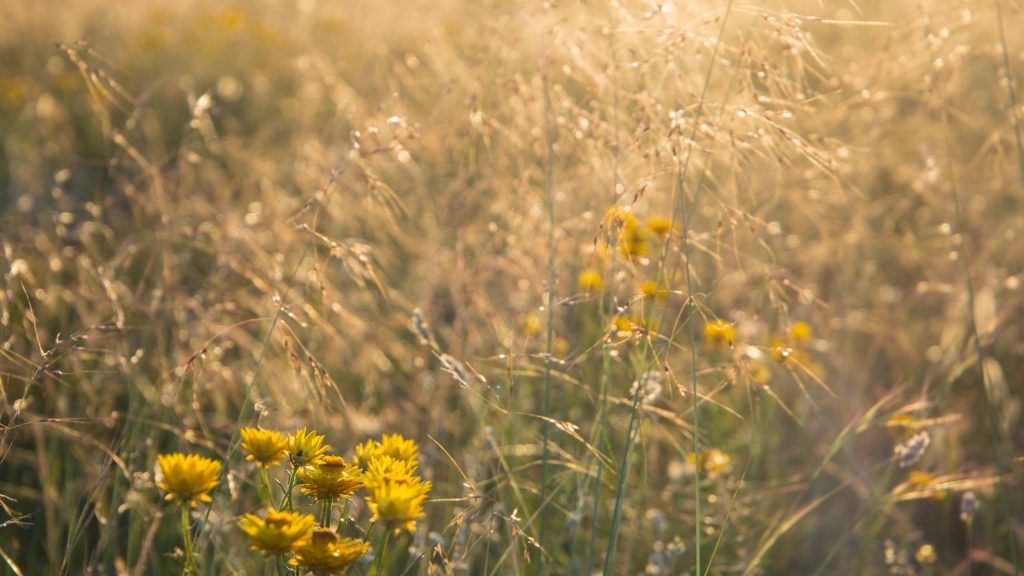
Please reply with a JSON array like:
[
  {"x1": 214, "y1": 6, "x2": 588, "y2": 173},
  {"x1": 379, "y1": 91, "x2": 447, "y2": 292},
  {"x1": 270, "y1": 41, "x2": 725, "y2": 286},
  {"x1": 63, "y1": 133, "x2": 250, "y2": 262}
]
[{"x1": 1, "y1": 0, "x2": 1023, "y2": 573}]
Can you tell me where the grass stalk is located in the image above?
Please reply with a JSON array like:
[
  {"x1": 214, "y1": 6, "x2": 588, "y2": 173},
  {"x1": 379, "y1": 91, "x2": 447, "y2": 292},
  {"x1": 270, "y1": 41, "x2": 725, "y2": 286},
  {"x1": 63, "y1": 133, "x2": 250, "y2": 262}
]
[{"x1": 536, "y1": 63, "x2": 558, "y2": 575}]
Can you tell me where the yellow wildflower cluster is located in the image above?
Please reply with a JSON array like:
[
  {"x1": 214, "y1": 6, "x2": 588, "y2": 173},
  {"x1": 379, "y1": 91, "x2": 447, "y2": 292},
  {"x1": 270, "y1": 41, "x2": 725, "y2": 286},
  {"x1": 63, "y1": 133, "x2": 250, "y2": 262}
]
[
  {"x1": 596, "y1": 208, "x2": 675, "y2": 262},
  {"x1": 156, "y1": 429, "x2": 427, "y2": 572}
]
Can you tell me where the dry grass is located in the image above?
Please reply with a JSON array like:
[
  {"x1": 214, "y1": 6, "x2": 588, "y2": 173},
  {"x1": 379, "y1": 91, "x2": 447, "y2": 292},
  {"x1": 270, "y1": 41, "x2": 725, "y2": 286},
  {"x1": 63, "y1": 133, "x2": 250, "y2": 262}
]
[{"x1": 1, "y1": 0, "x2": 1023, "y2": 574}]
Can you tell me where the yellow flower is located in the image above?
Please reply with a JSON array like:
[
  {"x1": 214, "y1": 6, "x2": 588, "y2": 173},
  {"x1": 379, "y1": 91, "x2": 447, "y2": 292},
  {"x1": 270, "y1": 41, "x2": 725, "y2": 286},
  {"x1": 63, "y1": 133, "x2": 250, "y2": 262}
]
[
  {"x1": 362, "y1": 456, "x2": 418, "y2": 488},
  {"x1": 769, "y1": 336, "x2": 792, "y2": 363},
  {"x1": 619, "y1": 225, "x2": 649, "y2": 258},
  {"x1": 915, "y1": 544, "x2": 937, "y2": 565},
  {"x1": 639, "y1": 281, "x2": 667, "y2": 301},
  {"x1": 365, "y1": 474, "x2": 431, "y2": 533},
  {"x1": 238, "y1": 509, "x2": 315, "y2": 555},
  {"x1": 354, "y1": 434, "x2": 419, "y2": 468},
  {"x1": 157, "y1": 453, "x2": 221, "y2": 506},
  {"x1": 520, "y1": 313, "x2": 542, "y2": 337},
  {"x1": 240, "y1": 427, "x2": 288, "y2": 467},
  {"x1": 703, "y1": 319, "x2": 736, "y2": 350},
  {"x1": 646, "y1": 216, "x2": 673, "y2": 238},
  {"x1": 612, "y1": 315, "x2": 634, "y2": 335},
  {"x1": 686, "y1": 449, "x2": 732, "y2": 479},
  {"x1": 578, "y1": 269, "x2": 603, "y2": 294},
  {"x1": 788, "y1": 321, "x2": 813, "y2": 344},
  {"x1": 291, "y1": 528, "x2": 369, "y2": 574},
  {"x1": 297, "y1": 455, "x2": 365, "y2": 501},
  {"x1": 287, "y1": 428, "x2": 330, "y2": 467}
]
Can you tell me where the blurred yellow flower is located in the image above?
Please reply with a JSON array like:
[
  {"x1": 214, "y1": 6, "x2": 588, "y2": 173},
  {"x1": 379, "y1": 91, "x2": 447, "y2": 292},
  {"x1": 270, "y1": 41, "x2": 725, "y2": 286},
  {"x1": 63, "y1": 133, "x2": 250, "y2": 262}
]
[
  {"x1": 769, "y1": 336, "x2": 792, "y2": 363},
  {"x1": 238, "y1": 509, "x2": 315, "y2": 555},
  {"x1": 290, "y1": 528, "x2": 369, "y2": 574},
  {"x1": 157, "y1": 453, "x2": 221, "y2": 506},
  {"x1": 639, "y1": 280, "x2": 667, "y2": 301},
  {"x1": 646, "y1": 216, "x2": 672, "y2": 238},
  {"x1": 287, "y1": 428, "x2": 330, "y2": 467},
  {"x1": 612, "y1": 315, "x2": 634, "y2": 335},
  {"x1": 704, "y1": 319, "x2": 736, "y2": 350},
  {"x1": 687, "y1": 449, "x2": 732, "y2": 479},
  {"x1": 240, "y1": 427, "x2": 288, "y2": 467},
  {"x1": 520, "y1": 313, "x2": 542, "y2": 337},
  {"x1": 619, "y1": 225, "x2": 649, "y2": 258},
  {"x1": 789, "y1": 321, "x2": 813, "y2": 344},
  {"x1": 297, "y1": 455, "x2": 365, "y2": 501},
  {"x1": 915, "y1": 544, "x2": 937, "y2": 564},
  {"x1": 578, "y1": 269, "x2": 603, "y2": 294},
  {"x1": 354, "y1": 434, "x2": 419, "y2": 468}
]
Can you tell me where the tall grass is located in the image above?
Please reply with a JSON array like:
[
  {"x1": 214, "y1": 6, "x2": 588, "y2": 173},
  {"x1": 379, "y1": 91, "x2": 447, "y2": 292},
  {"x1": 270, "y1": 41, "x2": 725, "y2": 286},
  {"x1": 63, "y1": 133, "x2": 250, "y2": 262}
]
[{"x1": 1, "y1": 0, "x2": 1023, "y2": 574}]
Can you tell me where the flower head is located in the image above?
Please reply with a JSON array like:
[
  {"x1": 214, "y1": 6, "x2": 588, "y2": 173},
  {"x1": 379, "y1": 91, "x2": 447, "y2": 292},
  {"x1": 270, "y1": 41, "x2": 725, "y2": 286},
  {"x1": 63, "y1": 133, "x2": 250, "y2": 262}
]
[
  {"x1": 157, "y1": 453, "x2": 221, "y2": 506},
  {"x1": 769, "y1": 336, "x2": 792, "y2": 363},
  {"x1": 354, "y1": 434, "x2": 419, "y2": 468},
  {"x1": 686, "y1": 449, "x2": 732, "y2": 479},
  {"x1": 639, "y1": 281, "x2": 667, "y2": 301},
  {"x1": 612, "y1": 315, "x2": 634, "y2": 336},
  {"x1": 703, "y1": 319, "x2": 736, "y2": 350},
  {"x1": 291, "y1": 528, "x2": 369, "y2": 574},
  {"x1": 365, "y1": 474, "x2": 431, "y2": 533},
  {"x1": 578, "y1": 269, "x2": 603, "y2": 294},
  {"x1": 287, "y1": 428, "x2": 330, "y2": 467},
  {"x1": 363, "y1": 455, "x2": 419, "y2": 489},
  {"x1": 619, "y1": 224, "x2": 649, "y2": 258},
  {"x1": 646, "y1": 216, "x2": 673, "y2": 238},
  {"x1": 298, "y1": 455, "x2": 365, "y2": 501},
  {"x1": 240, "y1": 427, "x2": 288, "y2": 467},
  {"x1": 789, "y1": 321, "x2": 813, "y2": 344},
  {"x1": 238, "y1": 509, "x2": 315, "y2": 555}
]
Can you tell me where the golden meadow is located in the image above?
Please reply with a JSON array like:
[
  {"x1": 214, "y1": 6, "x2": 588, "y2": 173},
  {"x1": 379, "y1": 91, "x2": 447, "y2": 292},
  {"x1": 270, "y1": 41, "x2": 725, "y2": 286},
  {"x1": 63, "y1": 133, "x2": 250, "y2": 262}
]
[{"x1": 1, "y1": 0, "x2": 1023, "y2": 574}]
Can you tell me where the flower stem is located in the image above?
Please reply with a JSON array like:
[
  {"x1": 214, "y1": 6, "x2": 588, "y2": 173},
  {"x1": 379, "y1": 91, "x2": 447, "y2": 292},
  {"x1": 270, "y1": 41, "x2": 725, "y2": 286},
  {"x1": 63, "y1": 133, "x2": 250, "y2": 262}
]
[
  {"x1": 335, "y1": 499, "x2": 350, "y2": 532},
  {"x1": 259, "y1": 466, "x2": 274, "y2": 508},
  {"x1": 321, "y1": 497, "x2": 333, "y2": 527},
  {"x1": 372, "y1": 528, "x2": 391, "y2": 576},
  {"x1": 180, "y1": 505, "x2": 196, "y2": 575},
  {"x1": 279, "y1": 465, "x2": 298, "y2": 511}
]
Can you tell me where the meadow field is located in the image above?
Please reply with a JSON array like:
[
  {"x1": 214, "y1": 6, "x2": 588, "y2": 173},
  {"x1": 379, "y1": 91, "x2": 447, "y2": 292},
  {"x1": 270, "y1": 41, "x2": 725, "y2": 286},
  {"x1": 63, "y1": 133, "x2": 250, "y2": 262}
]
[{"x1": 1, "y1": 0, "x2": 1023, "y2": 574}]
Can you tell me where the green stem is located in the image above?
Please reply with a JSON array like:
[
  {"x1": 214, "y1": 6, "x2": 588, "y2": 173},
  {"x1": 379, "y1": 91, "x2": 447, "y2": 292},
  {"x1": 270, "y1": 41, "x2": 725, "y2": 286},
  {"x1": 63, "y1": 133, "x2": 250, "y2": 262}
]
[
  {"x1": 321, "y1": 497, "x2": 333, "y2": 527},
  {"x1": 336, "y1": 499, "x2": 351, "y2": 533},
  {"x1": 180, "y1": 505, "x2": 196, "y2": 575},
  {"x1": 373, "y1": 527, "x2": 392, "y2": 576},
  {"x1": 260, "y1": 466, "x2": 274, "y2": 508},
  {"x1": 279, "y1": 466, "x2": 298, "y2": 512}
]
